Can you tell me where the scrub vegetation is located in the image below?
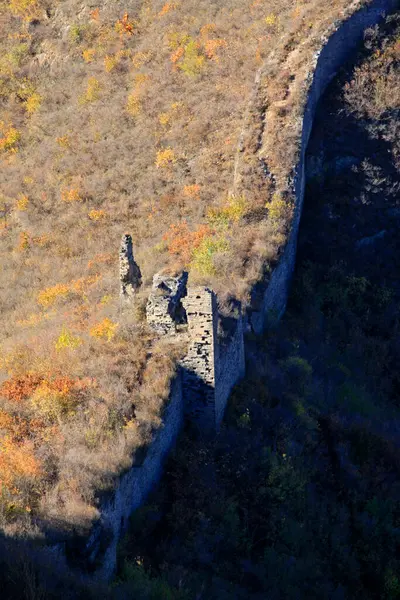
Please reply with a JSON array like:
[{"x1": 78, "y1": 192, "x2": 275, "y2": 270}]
[{"x1": 0, "y1": 0, "x2": 392, "y2": 559}]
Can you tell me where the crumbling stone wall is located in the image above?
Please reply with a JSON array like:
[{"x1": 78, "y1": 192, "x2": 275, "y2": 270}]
[
  {"x1": 180, "y1": 287, "x2": 218, "y2": 429},
  {"x1": 146, "y1": 272, "x2": 188, "y2": 334},
  {"x1": 147, "y1": 282, "x2": 245, "y2": 432},
  {"x1": 215, "y1": 312, "x2": 245, "y2": 428},
  {"x1": 119, "y1": 234, "x2": 142, "y2": 300}
]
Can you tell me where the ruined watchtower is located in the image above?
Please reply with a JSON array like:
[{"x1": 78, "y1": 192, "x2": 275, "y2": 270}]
[
  {"x1": 146, "y1": 273, "x2": 245, "y2": 432},
  {"x1": 119, "y1": 234, "x2": 142, "y2": 301}
]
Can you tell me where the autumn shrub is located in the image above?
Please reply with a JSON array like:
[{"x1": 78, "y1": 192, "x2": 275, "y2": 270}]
[
  {"x1": 163, "y1": 222, "x2": 212, "y2": 265},
  {"x1": 190, "y1": 235, "x2": 229, "y2": 275}
]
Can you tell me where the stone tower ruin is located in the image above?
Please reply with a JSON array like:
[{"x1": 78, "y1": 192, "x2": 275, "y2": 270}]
[{"x1": 119, "y1": 234, "x2": 142, "y2": 300}]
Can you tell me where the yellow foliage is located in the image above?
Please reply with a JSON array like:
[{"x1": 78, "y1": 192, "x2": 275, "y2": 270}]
[
  {"x1": 207, "y1": 195, "x2": 247, "y2": 228},
  {"x1": 191, "y1": 236, "x2": 229, "y2": 276},
  {"x1": 132, "y1": 51, "x2": 152, "y2": 68},
  {"x1": 126, "y1": 93, "x2": 141, "y2": 117},
  {"x1": 88, "y1": 208, "x2": 107, "y2": 221},
  {"x1": 170, "y1": 37, "x2": 205, "y2": 75},
  {"x1": 61, "y1": 187, "x2": 82, "y2": 202},
  {"x1": 17, "y1": 231, "x2": 30, "y2": 251},
  {"x1": 30, "y1": 380, "x2": 76, "y2": 420},
  {"x1": 55, "y1": 327, "x2": 83, "y2": 351},
  {"x1": 155, "y1": 147, "x2": 176, "y2": 168},
  {"x1": 15, "y1": 194, "x2": 29, "y2": 211},
  {"x1": 267, "y1": 192, "x2": 290, "y2": 222},
  {"x1": 8, "y1": 0, "x2": 40, "y2": 22},
  {"x1": 56, "y1": 135, "x2": 70, "y2": 148},
  {"x1": 25, "y1": 92, "x2": 41, "y2": 115},
  {"x1": 82, "y1": 48, "x2": 96, "y2": 63},
  {"x1": 265, "y1": 13, "x2": 278, "y2": 28},
  {"x1": 171, "y1": 101, "x2": 184, "y2": 112},
  {"x1": 0, "y1": 122, "x2": 20, "y2": 153},
  {"x1": 159, "y1": 112, "x2": 170, "y2": 127},
  {"x1": 179, "y1": 39, "x2": 205, "y2": 76},
  {"x1": 90, "y1": 317, "x2": 118, "y2": 342},
  {"x1": 79, "y1": 77, "x2": 101, "y2": 104},
  {"x1": 37, "y1": 283, "x2": 70, "y2": 307},
  {"x1": 104, "y1": 54, "x2": 119, "y2": 72}
]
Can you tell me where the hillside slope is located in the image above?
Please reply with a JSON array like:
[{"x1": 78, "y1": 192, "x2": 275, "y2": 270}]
[{"x1": 0, "y1": 0, "x2": 375, "y2": 536}]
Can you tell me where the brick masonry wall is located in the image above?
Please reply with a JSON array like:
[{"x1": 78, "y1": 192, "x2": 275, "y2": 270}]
[
  {"x1": 215, "y1": 314, "x2": 246, "y2": 429},
  {"x1": 181, "y1": 287, "x2": 218, "y2": 429}
]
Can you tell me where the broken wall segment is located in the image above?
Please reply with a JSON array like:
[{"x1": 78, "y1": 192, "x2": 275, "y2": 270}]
[
  {"x1": 146, "y1": 280, "x2": 245, "y2": 432},
  {"x1": 181, "y1": 287, "x2": 219, "y2": 430},
  {"x1": 215, "y1": 310, "x2": 246, "y2": 428},
  {"x1": 119, "y1": 234, "x2": 142, "y2": 300},
  {"x1": 179, "y1": 287, "x2": 245, "y2": 431},
  {"x1": 146, "y1": 272, "x2": 188, "y2": 334}
]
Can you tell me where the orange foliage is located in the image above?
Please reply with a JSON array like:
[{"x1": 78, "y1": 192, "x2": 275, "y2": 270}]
[
  {"x1": 0, "y1": 409, "x2": 13, "y2": 432},
  {"x1": 163, "y1": 222, "x2": 212, "y2": 264},
  {"x1": 0, "y1": 437, "x2": 41, "y2": 491},
  {"x1": 204, "y1": 38, "x2": 228, "y2": 61},
  {"x1": 115, "y1": 13, "x2": 134, "y2": 36},
  {"x1": 183, "y1": 184, "x2": 201, "y2": 199},
  {"x1": 159, "y1": 2, "x2": 178, "y2": 17},
  {"x1": 200, "y1": 23, "x2": 216, "y2": 38},
  {"x1": 87, "y1": 253, "x2": 114, "y2": 271},
  {"x1": 90, "y1": 7, "x2": 100, "y2": 21},
  {"x1": 89, "y1": 317, "x2": 118, "y2": 341},
  {"x1": 0, "y1": 373, "x2": 43, "y2": 404},
  {"x1": 17, "y1": 231, "x2": 30, "y2": 251},
  {"x1": 61, "y1": 187, "x2": 82, "y2": 203},
  {"x1": 37, "y1": 275, "x2": 100, "y2": 307},
  {"x1": 170, "y1": 46, "x2": 184, "y2": 64},
  {"x1": 0, "y1": 373, "x2": 93, "y2": 407},
  {"x1": 0, "y1": 410, "x2": 47, "y2": 444}
]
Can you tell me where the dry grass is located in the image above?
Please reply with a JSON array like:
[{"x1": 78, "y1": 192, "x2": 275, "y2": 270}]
[{"x1": 0, "y1": 0, "x2": 374, "y2": 535}]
